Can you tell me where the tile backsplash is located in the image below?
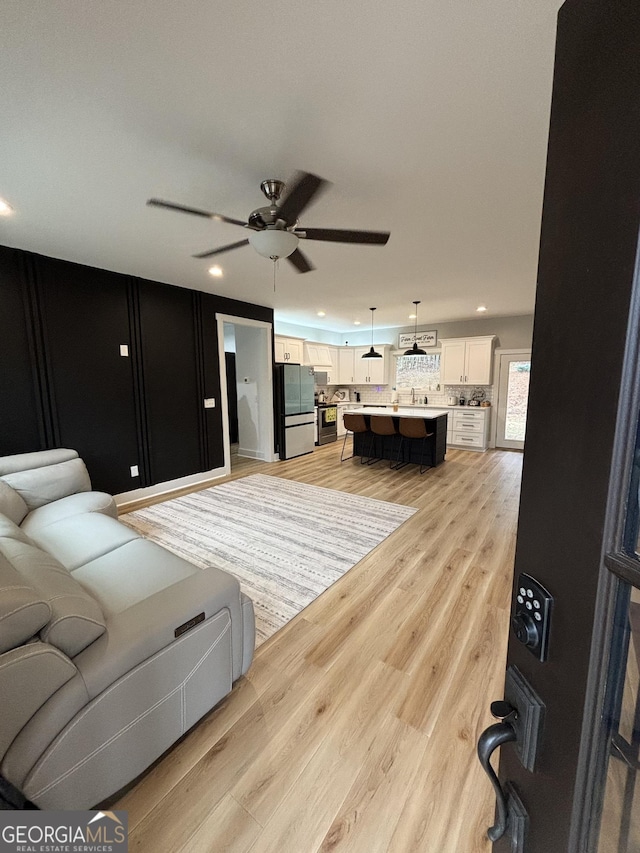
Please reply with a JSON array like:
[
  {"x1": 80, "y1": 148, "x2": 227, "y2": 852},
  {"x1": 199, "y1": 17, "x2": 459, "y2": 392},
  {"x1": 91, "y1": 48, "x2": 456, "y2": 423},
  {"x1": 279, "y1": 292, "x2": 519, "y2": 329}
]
[{"x1": 318, "y1": 384, "x2": 494, "y2": 406}]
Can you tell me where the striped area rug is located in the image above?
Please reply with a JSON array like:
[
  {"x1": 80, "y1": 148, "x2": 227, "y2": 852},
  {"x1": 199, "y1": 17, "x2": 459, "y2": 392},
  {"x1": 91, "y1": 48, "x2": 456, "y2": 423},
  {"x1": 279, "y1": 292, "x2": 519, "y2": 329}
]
[{"x1": 120, "y1": 474, "x2": 417, "y2": 646}]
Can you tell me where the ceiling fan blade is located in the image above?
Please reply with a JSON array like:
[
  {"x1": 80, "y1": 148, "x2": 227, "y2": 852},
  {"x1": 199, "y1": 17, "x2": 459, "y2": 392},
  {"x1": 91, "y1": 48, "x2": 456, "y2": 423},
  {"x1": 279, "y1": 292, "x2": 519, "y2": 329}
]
[
  {"x1": 278, "y1": 172, "x2": 329, "y2": 224},
  {"x1": 298, "y1": 228, "x2": 390, "y2": 245},
  {"x1": 192, "y1": 239, "x2": 250, "y2": 259},
  {"x1": 147, "y1": 198, "x2": 248, "y2": 228},
  {"x1": 286, "y1": 247, "x2": 315, "y2": 273}
]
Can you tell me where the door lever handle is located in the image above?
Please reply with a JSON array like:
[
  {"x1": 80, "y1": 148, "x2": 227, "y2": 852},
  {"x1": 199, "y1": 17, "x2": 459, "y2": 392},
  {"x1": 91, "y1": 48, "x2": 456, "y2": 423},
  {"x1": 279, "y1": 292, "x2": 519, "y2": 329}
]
[{"x1": 477, "y1": 720, "x2": 518, "y2": 841}]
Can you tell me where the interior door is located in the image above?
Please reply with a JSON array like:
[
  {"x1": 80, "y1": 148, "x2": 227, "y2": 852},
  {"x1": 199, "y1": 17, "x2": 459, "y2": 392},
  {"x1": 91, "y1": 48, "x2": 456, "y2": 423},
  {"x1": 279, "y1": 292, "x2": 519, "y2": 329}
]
[
  {"x1": 478, "y1": 4, "x2": 640, "y2": 852},
  {"x1": 495, "y1": 352, "x2": 531, "y2": 451}
]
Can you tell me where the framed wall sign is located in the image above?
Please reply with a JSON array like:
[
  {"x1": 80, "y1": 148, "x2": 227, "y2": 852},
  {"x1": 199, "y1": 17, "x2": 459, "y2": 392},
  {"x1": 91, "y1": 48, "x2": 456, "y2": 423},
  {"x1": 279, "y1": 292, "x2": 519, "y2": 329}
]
[{"x1": 398, "y1": 330, "x2": 437, "y2": 348}]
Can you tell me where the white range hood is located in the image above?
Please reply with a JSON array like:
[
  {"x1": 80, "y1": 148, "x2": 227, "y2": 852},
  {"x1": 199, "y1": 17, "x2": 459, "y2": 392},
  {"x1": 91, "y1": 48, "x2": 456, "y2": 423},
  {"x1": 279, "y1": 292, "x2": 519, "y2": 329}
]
[{"x1": 303, "y1": 342, "x2": 332, "y2": 369}]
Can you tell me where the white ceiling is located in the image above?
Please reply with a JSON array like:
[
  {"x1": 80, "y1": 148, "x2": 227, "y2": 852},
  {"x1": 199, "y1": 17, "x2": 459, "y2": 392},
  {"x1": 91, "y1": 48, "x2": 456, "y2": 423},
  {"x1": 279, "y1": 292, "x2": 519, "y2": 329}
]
[{"x1": 0, "y1": 0, "x2": 562, "y2": 333}]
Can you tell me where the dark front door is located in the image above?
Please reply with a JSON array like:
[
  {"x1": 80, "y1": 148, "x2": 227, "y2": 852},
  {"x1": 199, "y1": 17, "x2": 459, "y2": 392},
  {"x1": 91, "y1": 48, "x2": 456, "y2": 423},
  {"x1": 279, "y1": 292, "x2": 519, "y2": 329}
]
[{"x1": 479, "y1": 3, "x2": 640, "y2": 851}]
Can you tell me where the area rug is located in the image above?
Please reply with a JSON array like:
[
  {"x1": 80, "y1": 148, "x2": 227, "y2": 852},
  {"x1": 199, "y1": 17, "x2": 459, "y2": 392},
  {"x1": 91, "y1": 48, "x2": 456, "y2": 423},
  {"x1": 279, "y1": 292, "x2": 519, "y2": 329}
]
[{"x1": 120, "y1": 474, "x2": 417, "y2": 645}]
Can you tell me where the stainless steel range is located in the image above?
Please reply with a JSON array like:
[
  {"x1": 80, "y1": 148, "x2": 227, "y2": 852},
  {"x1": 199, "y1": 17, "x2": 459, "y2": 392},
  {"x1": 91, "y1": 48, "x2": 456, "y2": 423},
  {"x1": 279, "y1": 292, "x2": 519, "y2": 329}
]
[{"x1": 316, "y1": 403, "x2": 338, "y2": 445}]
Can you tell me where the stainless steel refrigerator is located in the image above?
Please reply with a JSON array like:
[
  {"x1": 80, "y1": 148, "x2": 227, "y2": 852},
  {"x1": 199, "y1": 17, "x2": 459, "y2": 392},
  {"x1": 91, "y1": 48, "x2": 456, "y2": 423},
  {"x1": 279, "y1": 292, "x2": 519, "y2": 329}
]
[{"x1": 275, "y1": 364, "x2": 315, "y2": 459}]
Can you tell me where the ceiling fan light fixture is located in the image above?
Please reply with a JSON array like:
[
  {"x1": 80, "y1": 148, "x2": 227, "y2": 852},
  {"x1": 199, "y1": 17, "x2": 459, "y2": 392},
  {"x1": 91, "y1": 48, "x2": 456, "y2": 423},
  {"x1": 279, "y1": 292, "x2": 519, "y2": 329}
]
[
  {"x1": 248, "y1": 228, "x2": 299, "y2": 259},
  {"x1": 362, "y1": 307, "x2": 383, "y2": 359},
  {"x1": 404, "y1": 300, "x2": 427, "y2": 356}
]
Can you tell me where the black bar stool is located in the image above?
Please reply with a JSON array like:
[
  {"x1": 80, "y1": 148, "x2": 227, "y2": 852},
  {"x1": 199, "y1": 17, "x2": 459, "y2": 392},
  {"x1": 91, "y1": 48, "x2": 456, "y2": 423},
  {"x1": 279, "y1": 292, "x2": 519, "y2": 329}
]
[
  {"x1": 396, "y1": 417, "x2": 435, "y2": 473},
  {"x1": 341, "y1": 413, "x2": 372, "y2": 463},
  {"x1": 369, "y1": 415, "x2": 400, "y2": 468}
]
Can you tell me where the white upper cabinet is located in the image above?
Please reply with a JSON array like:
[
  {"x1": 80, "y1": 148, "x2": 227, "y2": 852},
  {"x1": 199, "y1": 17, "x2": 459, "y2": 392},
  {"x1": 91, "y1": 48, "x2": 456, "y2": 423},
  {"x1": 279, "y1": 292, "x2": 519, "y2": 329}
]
[
  {"x1": 353, "y1": 346, "x2": 391, "y2": 384},
  {"x1": 338, "y1": 347, "x2": 356, "y2": 383},
  {"x1": 440, "y1": 336, "x2": 496, "y2": 385},
  {"x1": 274, "y1": 335, "x2": 305, "y2": 363},
  {"x1": 327, "y1": 347, "x2": 339, "y2": 385},
  {"x1": 303, "y1": 342, "x2": 333, "y2": 368}
]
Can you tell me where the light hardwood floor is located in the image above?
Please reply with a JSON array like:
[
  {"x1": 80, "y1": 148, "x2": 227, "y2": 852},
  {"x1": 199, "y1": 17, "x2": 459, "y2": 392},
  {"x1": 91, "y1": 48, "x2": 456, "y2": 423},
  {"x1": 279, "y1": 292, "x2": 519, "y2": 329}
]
[{"x1": 115, "y1": 441, "x2": 523, "y2": 852}]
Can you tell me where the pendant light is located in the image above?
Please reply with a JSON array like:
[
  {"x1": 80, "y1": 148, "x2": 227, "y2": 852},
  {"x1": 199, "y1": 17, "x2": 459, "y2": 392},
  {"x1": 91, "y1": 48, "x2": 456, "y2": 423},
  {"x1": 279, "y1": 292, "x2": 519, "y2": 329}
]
[
  {"x1": 404, "y1": 300, "x2": 427, "y2": 356},
  {"x1": 362, "y1": 307, "x2": 383, "y2": 358}
]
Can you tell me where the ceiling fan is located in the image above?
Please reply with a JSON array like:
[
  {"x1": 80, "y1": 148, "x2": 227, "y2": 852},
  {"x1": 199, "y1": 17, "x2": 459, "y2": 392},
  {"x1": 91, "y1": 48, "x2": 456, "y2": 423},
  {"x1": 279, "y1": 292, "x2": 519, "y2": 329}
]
[{"x1": 147, "y1": 171, "x2": 390, "y2": 273}]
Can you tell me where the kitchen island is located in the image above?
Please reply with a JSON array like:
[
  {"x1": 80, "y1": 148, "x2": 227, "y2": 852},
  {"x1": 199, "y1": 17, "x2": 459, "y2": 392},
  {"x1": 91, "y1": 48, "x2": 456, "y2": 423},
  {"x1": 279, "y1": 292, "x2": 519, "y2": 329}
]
[{"x1": 346, "y1": 407, "x2": 449, "y2": 467}]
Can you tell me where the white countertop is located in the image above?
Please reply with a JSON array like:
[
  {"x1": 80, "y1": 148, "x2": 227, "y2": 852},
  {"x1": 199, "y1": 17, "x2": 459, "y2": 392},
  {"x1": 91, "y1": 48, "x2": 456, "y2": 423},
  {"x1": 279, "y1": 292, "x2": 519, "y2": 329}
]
[
  {"x1": 359, "y1": 403, "x2": 490, "y2": 413},
  {"x1": 348, "y1": 406, "x2": 451, "y2": 418}
]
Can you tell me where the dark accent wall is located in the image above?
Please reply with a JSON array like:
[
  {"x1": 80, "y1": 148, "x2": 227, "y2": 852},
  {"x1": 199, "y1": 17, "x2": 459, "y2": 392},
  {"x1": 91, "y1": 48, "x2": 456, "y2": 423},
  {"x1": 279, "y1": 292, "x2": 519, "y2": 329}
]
[
  {"x1": 36, "y1": 256, "x2": 140, "y2": 494},
  {"x1": 0, "y1": 245, "x2": 273, "y2": 495},
  {"x1": 0, "y1": 248, "x2": 44, "y2": 453},
  {"x1": 136, "y1": 280, "x2": 203, "y2": 486}
]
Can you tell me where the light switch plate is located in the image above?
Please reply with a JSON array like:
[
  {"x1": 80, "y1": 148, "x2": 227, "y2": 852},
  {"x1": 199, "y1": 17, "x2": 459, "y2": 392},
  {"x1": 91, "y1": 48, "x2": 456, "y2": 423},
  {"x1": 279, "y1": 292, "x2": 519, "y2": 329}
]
[
  {"x1": 130, "y1": 465, "x2": 139, "y2": 477},
  {"x1": 120, "y1": 344, "x2": 129, "y2": 357}
]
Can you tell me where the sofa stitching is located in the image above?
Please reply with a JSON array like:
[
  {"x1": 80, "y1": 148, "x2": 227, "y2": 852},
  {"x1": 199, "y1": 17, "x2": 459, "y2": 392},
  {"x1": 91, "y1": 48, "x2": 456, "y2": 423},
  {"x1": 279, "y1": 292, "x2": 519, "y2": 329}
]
[
  {"x1": 27, "y1": 611, "x2": 231, "y2": 793},
  {"x1": 0, "y1": 600, "x2": 50, "y2": 623},
  {"x1": 31, "y1": 617, "x2": 231, "y2": 798},
  {"x1": 0, "y1": 645, "x2": 75, "y2": 675},
  {"x1": 33, "y1": 685, "x2": 185, "y2": 797},
  {"x1": 41, "y1": 614, "x2": 105, "y2": 636},
  {"x1": 42, "y1": 614, "x2": 104, "y2": 628},
  {"x1": 181, "y1": 619, "x2": 231, "y2": 733}
]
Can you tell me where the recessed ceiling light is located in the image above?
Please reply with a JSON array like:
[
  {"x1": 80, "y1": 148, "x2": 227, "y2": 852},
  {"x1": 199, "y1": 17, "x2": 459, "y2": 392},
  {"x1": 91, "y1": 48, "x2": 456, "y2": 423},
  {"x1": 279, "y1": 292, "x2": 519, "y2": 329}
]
[
  {"x1": 353, "y1": 320, "x2": 361, "y2": 326},
  {"x1": 0, "y1": 198, "x2": 14, "y2": 216},
  {"x1": 208, "y1": 265, "x2": 223, "y2": 277},
  {"x1": 317, "y1": 311, "x2": 326, "y2": 317},
  {"x1": 476, "y1": 305, "x2": 487, "y2": 313}
]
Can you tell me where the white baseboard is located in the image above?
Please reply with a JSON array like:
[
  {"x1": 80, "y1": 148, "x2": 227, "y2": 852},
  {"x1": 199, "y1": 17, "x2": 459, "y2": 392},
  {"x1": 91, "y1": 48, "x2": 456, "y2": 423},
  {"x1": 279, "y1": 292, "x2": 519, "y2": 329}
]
[
  {"x1": 237, "y1": 447, "x2": 269, "y2": 460},
  {"x1": 115, "y1": 465, "x2": 227, "y2": 509}
]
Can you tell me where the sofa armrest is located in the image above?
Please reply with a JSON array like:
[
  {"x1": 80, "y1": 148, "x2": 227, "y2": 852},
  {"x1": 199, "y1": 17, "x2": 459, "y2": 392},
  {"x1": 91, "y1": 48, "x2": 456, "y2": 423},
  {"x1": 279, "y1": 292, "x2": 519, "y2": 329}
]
[
  {"x1": 0, "y1": 642, "x2": 77, "y2": 763},
  {"x1": 73, "y1": 567, "x2": 253, "y2": 698}
]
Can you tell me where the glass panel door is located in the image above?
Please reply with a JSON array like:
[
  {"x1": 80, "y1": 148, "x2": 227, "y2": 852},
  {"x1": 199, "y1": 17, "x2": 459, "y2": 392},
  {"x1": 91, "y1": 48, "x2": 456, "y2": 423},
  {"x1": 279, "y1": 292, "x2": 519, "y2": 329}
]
[
  {"x1": 598, "y1": 585, "x2": 640, "y2": 852},
  {"x1": 495, "y1": 352, "x2": 531, "y2": 450}
]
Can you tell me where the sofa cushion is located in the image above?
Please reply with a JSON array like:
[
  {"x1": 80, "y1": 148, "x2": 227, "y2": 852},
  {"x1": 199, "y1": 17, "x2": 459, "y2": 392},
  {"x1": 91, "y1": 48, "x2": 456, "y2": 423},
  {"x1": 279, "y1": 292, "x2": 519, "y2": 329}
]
[
  {"x1": 2, "y1": 459, "x2": 91, "y2": 511},
  {"x1": 26, "y1": 513, "x2": 139, "y2": 571},
  {"x1": 72, "y1": 539, "x2": 198, "y2": 616},
  {"x1": 21, "y1": 492, "x2": 118, "y2": 536},
  {"x1": 0, "y1": 482, "x2": 28, "y2": 526},
  {"x1": 0, "y1": 551, "x2": 51, "y2": 654},
  {"x1": 0, "y1": 539, "x2": 106, "y2": 658}
]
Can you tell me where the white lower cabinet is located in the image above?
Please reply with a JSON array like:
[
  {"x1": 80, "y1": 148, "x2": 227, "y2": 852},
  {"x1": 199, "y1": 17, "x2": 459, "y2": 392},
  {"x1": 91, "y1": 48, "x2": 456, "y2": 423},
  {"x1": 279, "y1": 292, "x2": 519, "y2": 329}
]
[
  {"x1": 336, "y1": 403, "x2": 357, "y2": 438},
  {"x1": 446, "y1": 408, "x2": 490, "y2": 452}
]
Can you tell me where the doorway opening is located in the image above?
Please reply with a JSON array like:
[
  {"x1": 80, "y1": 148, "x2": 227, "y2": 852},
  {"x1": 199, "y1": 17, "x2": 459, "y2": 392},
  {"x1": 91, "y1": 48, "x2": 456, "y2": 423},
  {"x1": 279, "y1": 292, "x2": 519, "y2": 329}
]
[
  {"x1": 217, "y1": 314, "x2": 276, "y2": 475},
  {"x1": 494, "y1": 349, "x2": 532, "y2": 450}
]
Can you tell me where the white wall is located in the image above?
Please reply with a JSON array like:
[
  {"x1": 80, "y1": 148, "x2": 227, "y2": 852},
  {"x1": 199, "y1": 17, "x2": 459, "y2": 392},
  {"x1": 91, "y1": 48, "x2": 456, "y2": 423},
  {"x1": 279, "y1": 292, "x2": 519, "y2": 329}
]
[
  {"x1": 278, "y1": 314, "x2": 534, "y2": 349},
  {"x1": 234, "y1": 324, "x2": 271, "y2": 460},
  {"x1": 330, "y1": 314, "x2": 535, "y2": 349},
  {"x1": 223, "y1": 323, "x2": 236, "y2": 352},
  {"x1": 274, "y1": 320, "x2": 342, "y2": 345}
]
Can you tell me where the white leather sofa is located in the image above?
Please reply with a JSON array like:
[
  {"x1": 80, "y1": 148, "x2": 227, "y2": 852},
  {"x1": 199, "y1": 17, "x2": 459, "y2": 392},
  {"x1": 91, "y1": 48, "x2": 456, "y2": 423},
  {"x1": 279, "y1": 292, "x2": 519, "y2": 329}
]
[{"x1": 0, "y1": 449, "x2": 255, "y2": 809}]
